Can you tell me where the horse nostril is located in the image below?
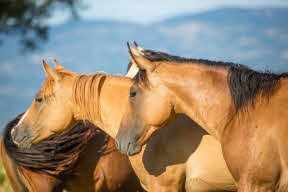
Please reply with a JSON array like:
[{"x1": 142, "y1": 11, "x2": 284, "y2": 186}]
[{"x1": 11, "y1": 128, "x2": 16, "y2": 137}]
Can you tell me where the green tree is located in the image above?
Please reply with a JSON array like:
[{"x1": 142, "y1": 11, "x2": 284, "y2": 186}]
[{"x1": 0, "y1": 0, "x2": 80, "y2": 51}]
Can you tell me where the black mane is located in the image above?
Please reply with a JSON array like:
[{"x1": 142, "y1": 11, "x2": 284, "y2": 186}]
[
  {"x1": 141, "y1": 49, "x2": 241, "y2": 68},
  {"x1": 137, "y1": 49, "x2": 288, "y2": 111},
  {"x1": 228, "y1": 66, "x2": 288, "y2": 111},
  {"x1": 3, "y1": 114, "x2": 108, "y2": 179}
]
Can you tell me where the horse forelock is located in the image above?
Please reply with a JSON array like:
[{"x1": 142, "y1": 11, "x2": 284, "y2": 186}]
[{"x1": 3, "y1": 114, "x2": 106, "y2": 178}]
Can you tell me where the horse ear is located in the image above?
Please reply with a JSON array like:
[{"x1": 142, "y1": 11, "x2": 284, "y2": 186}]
[
  {"x1": 134, "y1": 41, "x2": 144, "y2": 52},
  {"x1": 42, "y1": 60, "x2": 60, "y2": 81},
  {"x1": 127, "y1": 42, "x2": 154, "y2": 71},
  {"x1": 53, "y1": 59, "x2": 64, "y2": 70},
  {"x1": 126, "y1": 61, "x2": 139, "y2": 78},
  {"x1": 53, "y1": 59, "x2": 72, "y2": 73}
]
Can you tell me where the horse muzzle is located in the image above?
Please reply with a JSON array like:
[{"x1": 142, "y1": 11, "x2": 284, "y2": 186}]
[
  {"x1": 11, "y1": 125, "x2": 33, "y2": 149},
  {"x1": 115, "y1": 134, "x2": 142, "y2": 156}
]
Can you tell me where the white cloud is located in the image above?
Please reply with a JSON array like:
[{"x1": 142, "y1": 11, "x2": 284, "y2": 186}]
[{"x1": 280, "y1": 49, "x2": 288, "y2": 60}]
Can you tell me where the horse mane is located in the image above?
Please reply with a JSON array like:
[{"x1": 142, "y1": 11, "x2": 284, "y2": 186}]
[
  {"x1": 3, "y1": 114, "x2": 109, "y2": 179},
  {"x1": 137, "y1": 49, "x2": 288, "y2": 111},
  {"x1": 72, "y1": 73, "x2": 107, "y2": 125},
  {"x1": 228, "y1": 66, "x2": 288, "y2": 111},
  {"x1": 141, "y1": 49, "x2": 238, "y2": 68}
]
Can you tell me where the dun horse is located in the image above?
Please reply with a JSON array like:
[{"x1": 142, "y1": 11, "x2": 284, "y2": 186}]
[
  {"x1": 126, "y1": 62, "x2": 236, "y2": 192},
  {"x1": 2, "y1": 113, "x2": 143, "y2": 192},
  {"x1": 10, "y1": 59, "x2": 236, "y2": 191},
  {"x1": 116, "y1": 43, "x2": 288, "y2": 192}
]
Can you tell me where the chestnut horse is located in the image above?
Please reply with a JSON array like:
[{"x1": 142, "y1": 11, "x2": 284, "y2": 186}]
[
  {"x1": 10, "y1": 59, "x2": 236, "y2": 191},
  {"x1": 1, "y1": 113, "x2": 143, "y2": 192},
  {"x1": 116, "y1": 43, "x2": 288, "y2": 192}
]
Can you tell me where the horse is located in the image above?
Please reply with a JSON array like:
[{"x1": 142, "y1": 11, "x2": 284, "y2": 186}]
[
  {"x1": 126, "y1": 62, "x2": 236, "y2": 192},
  {"x1": 115, "y1": 42, "x2": 288, "y2": 192},
  {"x1": 1, "y1": 113, "x2": 144, "y2": 192},
  {"x1": 10, "y1": 59, "x2": 236, "y2": 191}
]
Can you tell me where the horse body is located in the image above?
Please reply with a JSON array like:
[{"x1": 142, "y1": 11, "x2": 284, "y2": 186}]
[
  {"x1": 2, "y1": 114, "x2": 143, "y2": 192},
  {"x1": 116, "y1": 44, "x2": 288, "y2": 191}
]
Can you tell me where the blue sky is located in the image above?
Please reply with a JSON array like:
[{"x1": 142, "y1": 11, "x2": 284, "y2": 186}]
[{"x1": 46, "y1": 0, "x2": 288, "y2": 25}]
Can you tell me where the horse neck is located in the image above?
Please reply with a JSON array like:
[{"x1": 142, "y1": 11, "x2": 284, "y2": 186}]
[
  {"x1": 98, "y1": 76, "x2": 133, "y2": 138},
  {"x1": 160, "y1": 62, "x2": 234, "y2": 140},
  {"x1": 72, "y1": 74, "x2": 132, "y2": 139}
]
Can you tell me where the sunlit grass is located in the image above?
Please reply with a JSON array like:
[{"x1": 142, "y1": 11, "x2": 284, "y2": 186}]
[{"x1": 0, "y1": 150, "x2": 13, "y2": 192}]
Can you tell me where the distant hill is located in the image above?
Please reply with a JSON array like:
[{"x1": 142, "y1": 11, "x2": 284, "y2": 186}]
[{"x1": 0, "y1": 7, "x2": 288, "y2": 132}]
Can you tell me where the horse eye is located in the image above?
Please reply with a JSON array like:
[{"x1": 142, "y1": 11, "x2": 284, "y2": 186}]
[
  {"x1": 130, "y1": 90, "x2": 136, "y2": 98},
  {"x1": 35, "y1": 98, "x2": 43, "y2": 103}
]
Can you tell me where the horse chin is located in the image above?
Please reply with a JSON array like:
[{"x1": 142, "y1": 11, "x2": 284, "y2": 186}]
[
  {"x1": 12, "y1": 130, "x2": 34, "y2": 149},
  {"x1": 127, "y1": 143, "x2": 142, "y2": 156},
  {"x1": 17, "y1": 137, "x2": 33, "y2": 149}
]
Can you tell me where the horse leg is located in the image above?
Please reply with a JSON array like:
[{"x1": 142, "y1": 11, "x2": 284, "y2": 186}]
[
  {"x1": 18, "y1": 167, "x2": 64, "y2": 192},
  {"x1": 94, "y1": 166, "x2": 107, "y2": 192},
  {"x1": 150, "y1": 183, "x2": 183, "y2": 192},
  {"x1": 237, "y1": 181, "x2": 275, "y2": 192},
  {"x1": 185, "y1": 136, "x2": 236, "y2": 192},
  {"x1": 236, "y1": 171, "x2": 278, "y2": 192},
  {"x1": 186, "y1": 177, "x2": 220, "y2": 192}
]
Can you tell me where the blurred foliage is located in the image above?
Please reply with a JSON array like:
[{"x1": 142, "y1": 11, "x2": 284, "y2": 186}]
[
  {"x1": 0, "y1": 173, "x2": 4, "y2": 185},
  {"x1": 0, "y1": 0, "x2": 80, "y2": 51}
]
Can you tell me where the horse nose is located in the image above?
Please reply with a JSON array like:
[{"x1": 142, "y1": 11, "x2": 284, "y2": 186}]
[{"x1": 11, "y1": 127, "x2": 20, "y2": 145}]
